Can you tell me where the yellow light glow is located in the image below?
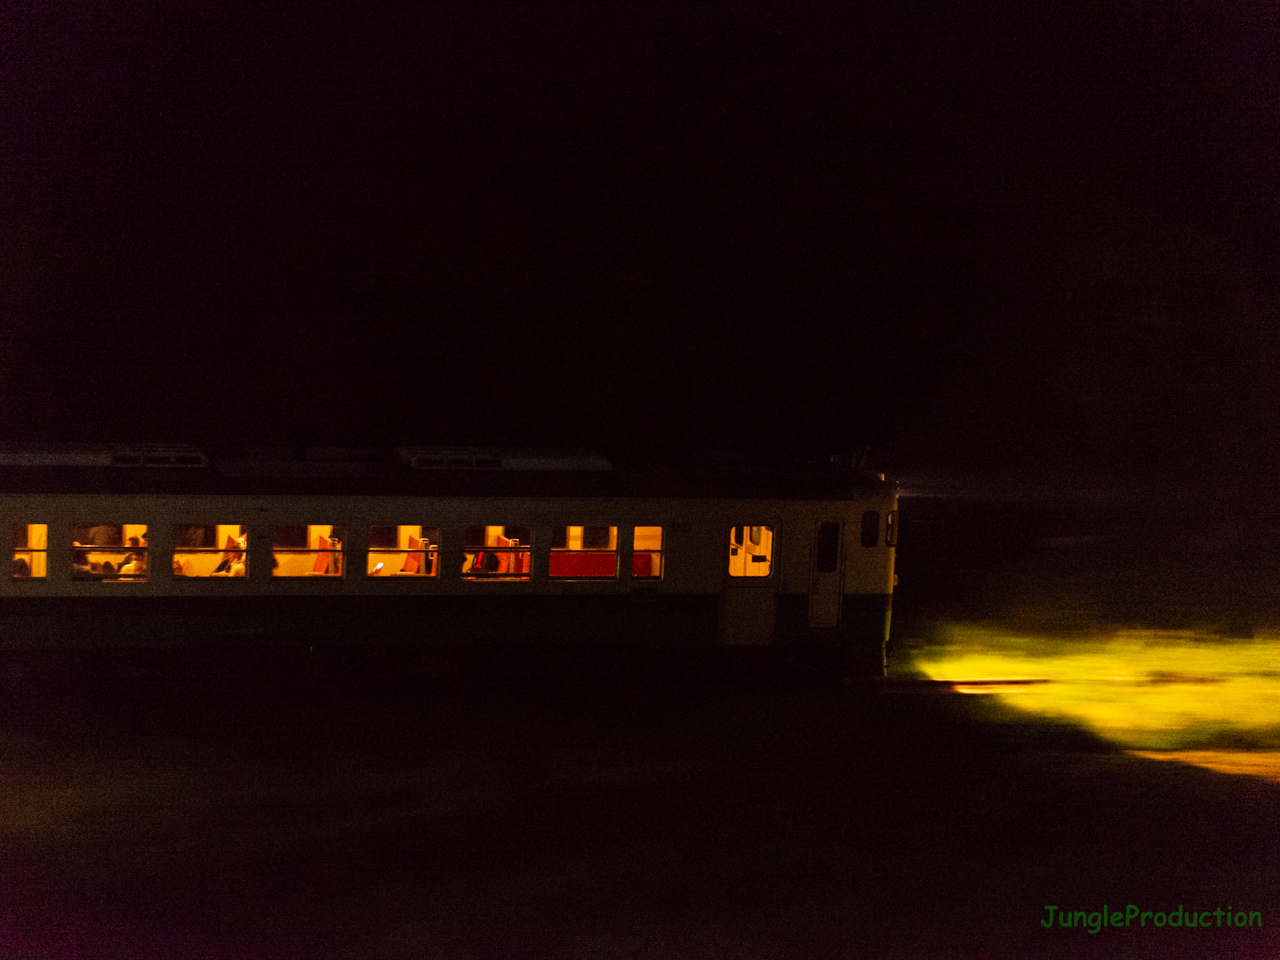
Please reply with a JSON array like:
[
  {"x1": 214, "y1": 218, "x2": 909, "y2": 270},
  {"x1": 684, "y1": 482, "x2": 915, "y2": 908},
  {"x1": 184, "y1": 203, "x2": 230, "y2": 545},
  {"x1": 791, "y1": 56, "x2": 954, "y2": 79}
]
[
  {"x1": 727, "y1": 525, "x2": 773, "y2": 577},
  {"x1": 12, "y1": 523, "x2": 47, "y2": 578},
  {"x1": 634, "y1": 526, "x2": 663, "y2": 551},
  {"x1": 918, "y1": 626, "x2": 1280, "y2": 781}
]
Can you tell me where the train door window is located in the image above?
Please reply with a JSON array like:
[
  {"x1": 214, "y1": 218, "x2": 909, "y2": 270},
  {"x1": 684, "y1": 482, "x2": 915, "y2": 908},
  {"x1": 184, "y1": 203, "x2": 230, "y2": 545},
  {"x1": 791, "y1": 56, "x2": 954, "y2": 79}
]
[
  {"x1": 728, "y1": 525, "x2": 774, "y2": 577},
  {"x1": 885, "y1": 510, "x2": 899, "y2": 547},
  {"x1": 861, "y1": 510, "x2": 880, "y2": 548},
  {"x1": 12, "y1": 524, "x2": 47, "y2": 578},
  {"x1": 815, "y1": 522, "x2": 840, "y2": 573},
  {"x1": 368, "y1": 525, "x2": 439, "y2": 577},
  {"x1": 549, "y1": 526, "x2": 618, "y2": 578},
  {"x1": 72, "y1": 524, "x2": 148, "y2": 580},
  {"x1": 632, "y1": 526, "x2": 663, "y2": 579},
  {"x1": 273, "y1": 525, "x2": 345, "y2": 577},
  {"x1": 462, "y1": 525, "x2": 532, "y2": 580},
  {"x1": 173, "y1": 525, "x2": 248, "y2": 578}
]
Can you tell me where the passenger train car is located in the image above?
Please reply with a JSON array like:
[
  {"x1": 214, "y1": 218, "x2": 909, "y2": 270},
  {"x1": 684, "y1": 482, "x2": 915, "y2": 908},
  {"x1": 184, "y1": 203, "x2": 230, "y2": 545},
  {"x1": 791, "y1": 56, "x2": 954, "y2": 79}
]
[{"x1": 1, "y1": 444, "x2": 898, "y2": 674}]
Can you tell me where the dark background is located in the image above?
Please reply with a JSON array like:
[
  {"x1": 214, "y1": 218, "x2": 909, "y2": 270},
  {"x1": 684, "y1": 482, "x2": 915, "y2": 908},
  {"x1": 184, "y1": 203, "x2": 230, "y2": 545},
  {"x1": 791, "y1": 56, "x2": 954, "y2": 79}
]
[
  {"x1": 3, "y1": 3, "x2": 1279, "y2": 492},
  {"x1": 5, "y1": 11, "x2": 1280, "y2": 956}
]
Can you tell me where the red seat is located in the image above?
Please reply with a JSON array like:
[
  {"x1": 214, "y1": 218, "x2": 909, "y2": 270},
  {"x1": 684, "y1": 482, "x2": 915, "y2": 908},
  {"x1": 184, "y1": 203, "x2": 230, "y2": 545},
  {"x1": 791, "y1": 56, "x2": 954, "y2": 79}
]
[
  {"x1": 550, "y1": 552, "x2": 616, "y2": 577},
  {"x1": 312, "y1": 541, "x2": 330, "y2": 574},
  {"x1": 401, "y1": 536, "x2": 423, "y2": 575}
]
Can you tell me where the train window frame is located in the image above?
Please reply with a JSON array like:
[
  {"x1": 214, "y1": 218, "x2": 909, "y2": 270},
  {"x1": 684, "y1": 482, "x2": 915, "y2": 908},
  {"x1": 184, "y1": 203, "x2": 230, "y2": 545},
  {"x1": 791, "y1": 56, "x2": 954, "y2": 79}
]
[
  {"x1": 861, "y1": 510, "x2": 880, "y2": 548},
  {"x1": 71, "y1": 524, "x2": 149, "y2": 581},
  {"x1": 727, "y1": 525, "x2": 774, "y2": 578},
  {"x1": 632, "y1": 525, "x2": 664, "y2": 579},
  {"x1": 367, "y1": 525, "x2": 440, "y2": 578},
  {"x1": 461, "y1": 525, "x2": 532, "y2": 580},
  {"x1": 172, "y1": 524, "x2": 249, "y2": 579},
  {"x1": 12, "y1": 523, "x2": 48, "y2": 579},
  {"x1": 272, "y1": 524, "x2": 346, "y2": 578},
  {"x1": 885, "y1": 510, "x2": 899, "y2": 548},
  {"x1": 548, "y1": 525, "x2": 618, "y2": 579}
]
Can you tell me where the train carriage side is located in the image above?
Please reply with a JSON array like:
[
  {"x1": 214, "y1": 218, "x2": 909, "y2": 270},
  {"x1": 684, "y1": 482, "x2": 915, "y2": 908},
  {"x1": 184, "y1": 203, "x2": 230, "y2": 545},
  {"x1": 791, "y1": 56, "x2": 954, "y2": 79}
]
[{"x1": 2, "y1": 483, "x2": 897, "y2": 673}]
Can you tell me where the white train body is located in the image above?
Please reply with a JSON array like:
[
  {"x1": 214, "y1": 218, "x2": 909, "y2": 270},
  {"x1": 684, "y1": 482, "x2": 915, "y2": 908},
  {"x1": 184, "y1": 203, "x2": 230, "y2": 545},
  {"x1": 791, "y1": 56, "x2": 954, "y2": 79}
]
[{"x1": 1, "y1": 446, "x2": 898, "y2": 673}]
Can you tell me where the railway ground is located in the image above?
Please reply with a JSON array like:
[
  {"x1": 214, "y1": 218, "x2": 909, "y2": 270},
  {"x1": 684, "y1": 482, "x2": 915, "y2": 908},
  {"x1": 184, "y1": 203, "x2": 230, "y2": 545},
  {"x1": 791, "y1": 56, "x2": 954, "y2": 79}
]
[{"x1": 1, "y1": 636, "x2": 1277, "y2": 959}]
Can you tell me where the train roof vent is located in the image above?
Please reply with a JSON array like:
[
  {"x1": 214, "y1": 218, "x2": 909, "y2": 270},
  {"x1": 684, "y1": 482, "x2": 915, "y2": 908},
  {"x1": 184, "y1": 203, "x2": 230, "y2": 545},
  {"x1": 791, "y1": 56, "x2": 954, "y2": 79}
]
[
  {"x1": 397, "y1": 447, "x2": 612, "y2": 472},
  {"x1": 0, "y1": 444, "x2": 207, "y2": 468}
]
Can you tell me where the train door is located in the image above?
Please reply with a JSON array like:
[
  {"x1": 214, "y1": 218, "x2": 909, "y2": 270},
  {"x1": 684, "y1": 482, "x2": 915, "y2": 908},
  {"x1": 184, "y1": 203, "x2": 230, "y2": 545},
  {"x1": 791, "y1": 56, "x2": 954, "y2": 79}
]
[
  {"x1": 808, "y1": 520, "x2": 843, "y2": 629},
  {"x1": 718, "y1": 524, "x2": 777, "y2": 644}
]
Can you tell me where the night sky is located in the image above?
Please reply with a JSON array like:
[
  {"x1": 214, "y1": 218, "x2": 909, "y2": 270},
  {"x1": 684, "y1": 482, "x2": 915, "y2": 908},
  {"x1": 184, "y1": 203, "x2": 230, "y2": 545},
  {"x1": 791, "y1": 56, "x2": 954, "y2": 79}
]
[{"x1": 4, "y1": 4, "x2": 1278, "y2": 490}]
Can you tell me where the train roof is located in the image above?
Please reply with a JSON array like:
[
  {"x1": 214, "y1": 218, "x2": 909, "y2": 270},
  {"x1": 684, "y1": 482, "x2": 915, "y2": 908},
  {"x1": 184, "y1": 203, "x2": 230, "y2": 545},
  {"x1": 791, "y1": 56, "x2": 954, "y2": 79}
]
[{"x1": 0, "y1": 444, "x2": 895, "y2": 500}]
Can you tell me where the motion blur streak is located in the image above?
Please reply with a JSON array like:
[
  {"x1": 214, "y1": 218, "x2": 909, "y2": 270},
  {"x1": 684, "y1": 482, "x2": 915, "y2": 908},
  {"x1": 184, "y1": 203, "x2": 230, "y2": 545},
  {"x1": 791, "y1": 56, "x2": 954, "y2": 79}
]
[
  {"x1": 1128, "y1": 751, "x2": 1280, "y2": 784},
  {"x1": 918, "y1": 627, "x2": 1280, "y2": 781}
]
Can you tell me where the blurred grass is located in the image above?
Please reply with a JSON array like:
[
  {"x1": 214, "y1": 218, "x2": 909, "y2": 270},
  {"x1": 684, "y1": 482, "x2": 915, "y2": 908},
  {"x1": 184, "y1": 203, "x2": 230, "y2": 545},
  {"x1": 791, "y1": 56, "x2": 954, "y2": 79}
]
[{"x1": 913, "y1": 625, "x2": 1280, "y2": 751}]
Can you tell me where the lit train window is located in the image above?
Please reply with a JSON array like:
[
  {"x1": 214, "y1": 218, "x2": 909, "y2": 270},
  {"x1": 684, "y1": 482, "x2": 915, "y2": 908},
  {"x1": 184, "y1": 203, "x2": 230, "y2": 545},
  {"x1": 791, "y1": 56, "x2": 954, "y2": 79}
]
[
  {"x1": 72, "y1": 524, "x2": 148, "y2": 580},
  {"x1": 549, "y1": 526, "x2": 617, "y2": 578},
  {"x1": 728, "y1": 525, "x2": 773, "y2": 577},
  {"x1": 632, "y1": 526, "x2": 663, "y2": 579},
  {"x1": 462, "y1": 526, "x2": 531, "y2": 580},
  {"x1": 368, "y1": 525, "x2": 439, "y2": 577},
  {"x1": 12, "y1": 523, "x2": 47, "y2": 578},
  {"x1": 273, "y1": 525, "x2": 345, "y2": 577},
  {"x1": 173, "y1": 525, "x2": 247, "y2": 578},
  {"x1": 861, "y1": 510, "x2": 880, "y2": 548}
]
